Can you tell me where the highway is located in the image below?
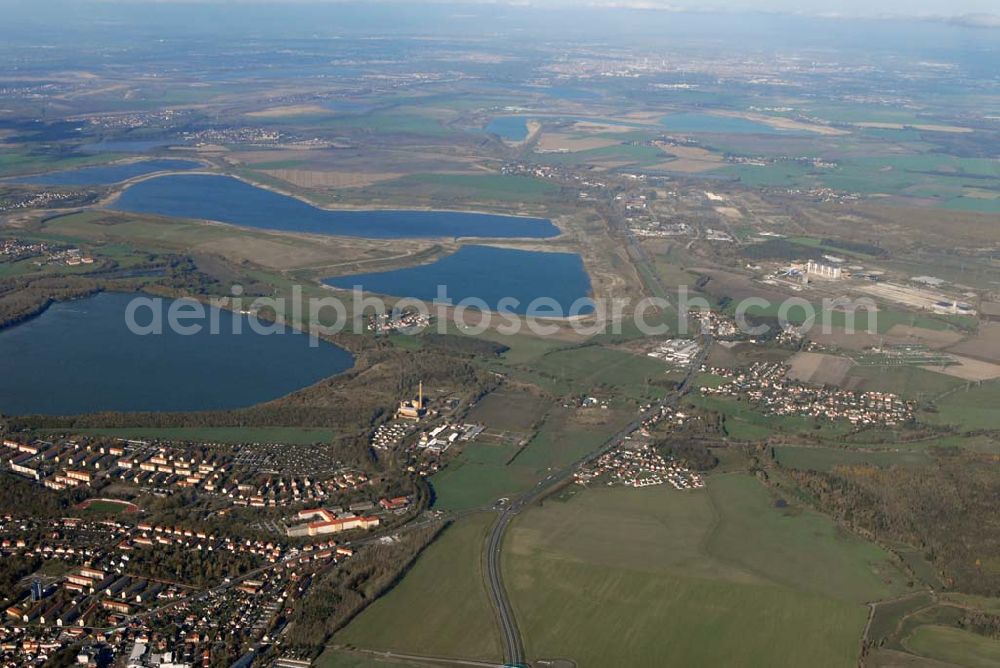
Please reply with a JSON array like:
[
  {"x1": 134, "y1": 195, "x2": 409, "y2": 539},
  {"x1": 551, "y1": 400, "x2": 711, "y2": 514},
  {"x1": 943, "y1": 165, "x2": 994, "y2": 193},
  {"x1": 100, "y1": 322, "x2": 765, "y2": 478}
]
[{"x1": 484, "y1": 336, "x2": 711, "y2": 667}]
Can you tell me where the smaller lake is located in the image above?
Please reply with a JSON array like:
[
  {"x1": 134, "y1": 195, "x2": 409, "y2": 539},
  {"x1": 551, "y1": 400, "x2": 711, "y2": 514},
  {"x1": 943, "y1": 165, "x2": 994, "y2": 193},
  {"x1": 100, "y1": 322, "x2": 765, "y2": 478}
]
[
  {"x1": 111, "y1": 174, "x2": 560, "y2": 239},
  {"x1": 661, "y1": 113, "x2": 799, "y2": 135},
  {"x1": 0, "y1": 292, "x2": 354, "y2": 415},
  {"x1": 9, "y1": 159, "x2": 200, "y2": 186},
  {"x1": 486, "y1": 116, "x2": 531, "y2": 141},
  {"x1": 323, "y1": 245, "x2": 593, "y2": 316}
]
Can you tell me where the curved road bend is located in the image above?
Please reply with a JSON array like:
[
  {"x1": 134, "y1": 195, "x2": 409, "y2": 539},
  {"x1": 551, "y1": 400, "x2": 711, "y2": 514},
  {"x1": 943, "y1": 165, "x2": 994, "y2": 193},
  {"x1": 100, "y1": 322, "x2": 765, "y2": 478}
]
[{"x1": 485, "y1": 337, "x2": 712, "y2": 666}]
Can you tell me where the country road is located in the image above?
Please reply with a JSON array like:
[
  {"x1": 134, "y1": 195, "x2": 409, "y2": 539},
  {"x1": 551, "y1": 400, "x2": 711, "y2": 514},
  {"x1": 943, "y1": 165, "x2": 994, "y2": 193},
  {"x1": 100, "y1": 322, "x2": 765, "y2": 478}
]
[{"x1": 483, "y1": 335, "x2": 712, "y2": 666}]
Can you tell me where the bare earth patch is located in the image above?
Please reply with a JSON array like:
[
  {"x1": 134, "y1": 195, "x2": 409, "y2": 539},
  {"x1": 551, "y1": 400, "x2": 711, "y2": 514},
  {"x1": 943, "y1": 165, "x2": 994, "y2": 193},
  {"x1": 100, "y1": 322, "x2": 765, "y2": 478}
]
[
  {"x1": 714, "y1": 110, "x2": 850, "y2": 136},
  {"x1": 854, "y1": 122, "x2": 973, "y2": 134},
  {"x1": 923, "y1": 355, "x2": 1000, "y2": 382},
  {"x1": 947, "y1": 322, "x2": 1000, "y2": 364},
  {"x1": 261, "y1": 169, "x2": 403, "y2": 189},
  {"x1": 246, "y1": 104, "x2": 331, "y2": 118},
  {"x1": 884, "y1": 324, "x2": 964, "y2": 349},
  {"x1": 535, "y1": 132, "x2": 621, "y2": 153},
  {"x1": 787, "y1": 351, "x2": 855, "y2": 386},
  {"x1": 650, "y1": 143, "x2": 725, "y2": 173}
]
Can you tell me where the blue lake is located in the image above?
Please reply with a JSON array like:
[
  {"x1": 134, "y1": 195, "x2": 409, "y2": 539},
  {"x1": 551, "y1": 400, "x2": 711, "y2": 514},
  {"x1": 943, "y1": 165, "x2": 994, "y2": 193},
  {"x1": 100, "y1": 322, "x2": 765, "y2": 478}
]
[
  {"x1": 323, "y1": 245, "x2": 593, "y2": 316},
  {"x1": 9, "y1": 159, "x2": 200, "y2": 186},
  {"x1": 0, "y1": 292, "x2": 354, "y2": 415},
  {"x1": 661, "y1": 113, "x2": 799, "y2": 135},
  {"x1": 485, "y1": 116, "x2": 530, "y2": 141},
  {"x1": 111, "y1": 174, "x2": 559, "y2": 239}
]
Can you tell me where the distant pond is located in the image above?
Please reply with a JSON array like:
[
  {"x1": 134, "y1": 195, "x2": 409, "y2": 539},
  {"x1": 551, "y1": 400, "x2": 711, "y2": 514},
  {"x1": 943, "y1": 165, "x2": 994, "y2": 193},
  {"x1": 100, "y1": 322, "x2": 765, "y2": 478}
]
[
  {"x1": 323, "y1": 245, "x2": 594, "y2": 316},
  {"x1": 0, "y1": 292, "x2": 353, "y2": 415},
  {"x1": 111, "y1": 174, "x2": 560, "y2": 239}
]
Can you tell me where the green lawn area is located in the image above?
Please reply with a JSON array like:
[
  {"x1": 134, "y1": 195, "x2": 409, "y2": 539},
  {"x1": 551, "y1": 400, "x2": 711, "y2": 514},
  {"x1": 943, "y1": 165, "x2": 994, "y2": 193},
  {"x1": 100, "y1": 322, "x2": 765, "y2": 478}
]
[
  {"x1": 80, "y1": 500, "x2": 133, "y2": 515},
  {"x1": 774, "y1": 446, "x2": 931, "y2": 472},
  {"x1": 903, "y1": 625, "x2": 1000, "y2": 668},
  {"x1": 503, "y1": 475, "x2": 908, "y2": 667},
  {"x1": 65, "y1": 426, "x2": 338, "y2": 444},
  {"x1": 926, "y1": 380, "x2": 1000, "y2": 431},
  {"x1": 332, "y1": 513, "x2": 501, "y2": 661}
]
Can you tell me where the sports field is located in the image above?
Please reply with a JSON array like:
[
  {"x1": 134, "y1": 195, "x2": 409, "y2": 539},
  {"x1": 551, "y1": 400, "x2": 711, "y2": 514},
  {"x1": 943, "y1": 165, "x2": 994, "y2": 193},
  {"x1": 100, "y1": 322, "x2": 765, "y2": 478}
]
[
  {"x1": 503, "y1": 475, "x2": 909, "y2": 667},
  {"x1": 331, "y1": 513, "x2": 501, "y2": 661}
]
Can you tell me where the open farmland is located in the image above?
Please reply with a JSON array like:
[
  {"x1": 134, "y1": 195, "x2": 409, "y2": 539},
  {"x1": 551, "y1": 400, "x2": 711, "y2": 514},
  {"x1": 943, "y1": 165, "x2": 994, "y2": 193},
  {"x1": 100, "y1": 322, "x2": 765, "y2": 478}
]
[
  {"x1": 331, "y1": 514, "x2": 501, "y2": 661},
  {"x1": 773, "y1": 446, "x2": 932, "y2": 472},
  {"x1": 430, "y1": 405, "x2": 633, "y2": 511},
  {"x1": 925, "y1": 380, "x2": 1000, "y2": 430},
  {"x1": 503, "y1": 475, "x2": 908, "y2": 667}
]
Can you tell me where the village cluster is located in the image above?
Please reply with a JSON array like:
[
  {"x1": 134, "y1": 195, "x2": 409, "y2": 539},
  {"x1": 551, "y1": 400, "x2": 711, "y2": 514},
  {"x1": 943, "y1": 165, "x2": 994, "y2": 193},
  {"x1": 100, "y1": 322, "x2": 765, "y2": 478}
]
[
  {"x1": 577, "y1": 405, "x2": 705, "y2": 490},
  {"x1": 701, "y1": 362, "x2": 915, "y2": 426},
  {"x1": 0, "y1": 191, "x2": 94, "y2": 213},
  {"x1": 575, "y1": 443, "x2": 704, "y2": 490},
  {"x1": 365, "y1": 308, "x2": 433, "y2": 334},
  {"x1": 0, "y1": 238, "x2": 94, "y2": 265}
]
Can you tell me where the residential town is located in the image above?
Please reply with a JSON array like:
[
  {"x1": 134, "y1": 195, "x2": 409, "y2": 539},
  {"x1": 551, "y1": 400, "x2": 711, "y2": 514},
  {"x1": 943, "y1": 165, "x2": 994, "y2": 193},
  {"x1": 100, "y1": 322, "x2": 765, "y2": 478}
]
[{"x1": 700, "y1": 362, "x2": 915, "y2": 426}]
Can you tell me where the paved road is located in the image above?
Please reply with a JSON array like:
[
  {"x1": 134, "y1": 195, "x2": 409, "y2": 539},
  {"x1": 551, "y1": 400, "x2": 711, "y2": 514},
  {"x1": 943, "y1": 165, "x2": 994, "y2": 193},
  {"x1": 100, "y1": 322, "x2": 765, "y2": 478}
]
[{"x1": 484, "y1": 337, "x2": 712, "y2": 666}]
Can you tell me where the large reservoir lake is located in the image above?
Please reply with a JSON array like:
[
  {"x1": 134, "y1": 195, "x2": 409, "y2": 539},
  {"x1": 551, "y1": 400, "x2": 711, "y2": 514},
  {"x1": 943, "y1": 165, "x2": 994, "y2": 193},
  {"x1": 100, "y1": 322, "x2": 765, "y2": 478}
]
[
  {"x1": 324, "y1": 245, "x2": 593, "y2": 315},
  {"x1": 485, "y1": 116, "x2": 531, "y2": 141},
  {"x1": 9, "y1": 159, "x2": 200, "y2": 186},
  {"x1": 0, "y1": 292, "x2": 353, "y2": 415},
  {"x1": 111, "y1": 174, "x2": 560, "y2": 239}
]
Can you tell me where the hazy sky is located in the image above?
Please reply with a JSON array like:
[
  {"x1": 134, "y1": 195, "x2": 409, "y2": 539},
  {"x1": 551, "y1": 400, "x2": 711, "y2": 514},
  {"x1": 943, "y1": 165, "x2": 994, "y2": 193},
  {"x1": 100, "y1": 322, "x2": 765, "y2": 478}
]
[{"x1": 92, "y1": 0, "x2": 999, "y2": 19}]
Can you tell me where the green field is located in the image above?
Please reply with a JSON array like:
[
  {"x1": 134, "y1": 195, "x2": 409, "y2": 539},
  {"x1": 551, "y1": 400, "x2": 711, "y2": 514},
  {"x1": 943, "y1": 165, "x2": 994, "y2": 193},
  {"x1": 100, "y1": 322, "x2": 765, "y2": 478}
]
[
  {"x1": 903, "y1": 625, "x2": 1000, "y2": 667},
  {"x1": 774, "y1": 446, "x2": 932, "y2": 472},
  {"x1": 508, "y1": 344, "x2": 673, "y2": 401},
  {"x1": 316, "y1": 649, "x2": 422, "y2": 667},
  {"x1": 691, "y1": 393, "x2": 852, "y2": 441},
  {"x1": 503, "y1": 475, "x2": 909, "y2": 667},
  {"x1": 79, "y1": 499, "x2": 135, "y2": 516},
  {"x1": 431, "y1": 406, "x2": 631, "y2": 511},
  {"x1": 926, "y1": 380, "x2": 1000, "y2": 431},
  {"x1": 374, "y1": 173, "x2": 559, "y2": 202},
  {"x1": 847, "y1": 365, "x2": 963, "y2": 400},
  {"x1": 734, "y1": 300, "x2": 968, "y2": 335},
  {"x1": 64, "y1": 426, "x2": 338, "y2": 444},
  {"x1": 332, "y1": 513, "x2": 501, "y2": 661}
]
